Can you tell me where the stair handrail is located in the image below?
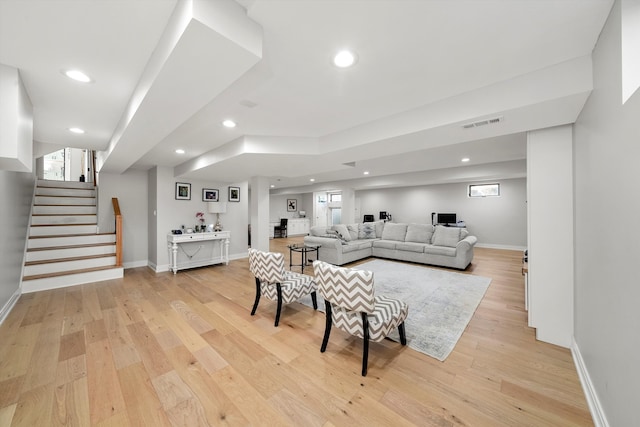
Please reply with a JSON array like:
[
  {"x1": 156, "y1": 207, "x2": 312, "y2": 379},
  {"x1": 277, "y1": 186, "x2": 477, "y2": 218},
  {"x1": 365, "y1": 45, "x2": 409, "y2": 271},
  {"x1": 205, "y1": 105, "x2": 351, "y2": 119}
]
[
  {"x1": 112, "y1": 197, "x2": 122, "y2": 267},
  {"x1": 91, "y1": 150, "x2": 97, "y2": 187}
]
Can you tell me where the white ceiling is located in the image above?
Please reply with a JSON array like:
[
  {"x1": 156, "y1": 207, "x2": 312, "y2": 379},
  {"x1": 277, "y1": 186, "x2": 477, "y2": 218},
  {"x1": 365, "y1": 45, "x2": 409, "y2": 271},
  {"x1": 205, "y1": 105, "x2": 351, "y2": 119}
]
[{"x1": 0, "y1": 0, "x2": 614, "y2": 193}]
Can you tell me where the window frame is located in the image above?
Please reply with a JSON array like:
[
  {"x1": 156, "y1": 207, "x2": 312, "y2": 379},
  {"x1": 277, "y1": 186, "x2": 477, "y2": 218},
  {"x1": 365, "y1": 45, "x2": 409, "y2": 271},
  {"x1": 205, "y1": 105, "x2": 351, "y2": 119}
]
[{"x1": 468, "y1": 183, "x2": 500, "y2": 198}]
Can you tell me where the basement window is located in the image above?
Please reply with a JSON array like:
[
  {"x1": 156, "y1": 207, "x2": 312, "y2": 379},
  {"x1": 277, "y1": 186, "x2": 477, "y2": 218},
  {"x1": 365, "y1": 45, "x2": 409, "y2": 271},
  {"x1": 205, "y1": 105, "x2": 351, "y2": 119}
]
[{"x1": 469, "y1": 183, "x2": 500, "y2": 197}]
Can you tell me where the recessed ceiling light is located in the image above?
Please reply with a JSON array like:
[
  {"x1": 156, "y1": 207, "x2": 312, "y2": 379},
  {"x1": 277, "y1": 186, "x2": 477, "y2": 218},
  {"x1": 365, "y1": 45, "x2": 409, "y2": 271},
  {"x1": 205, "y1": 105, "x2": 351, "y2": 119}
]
[
  {"x1": 461, "y1": 157, "x2": 470, "y2": 162},
  {"x1": 175, "y1": 149, "x2": 185, "y2": 154},
  {"x1": 222, "y1": 119, "x2": 237, "y2": 128},
  {"x1": 363, "y1": 171, "x2": 370, "y2": 175},
  {"x1": 309, "y1": 178, "x2": 315, "y2": 182},
  {"x1": 270, "y1": 184, "x2": 275, "y2": 188},
  {"x1": 64, "y1": 69, "x2": 92, "y2": 83},
  {"x1": 333, "y1": 50, "x2": 357, "y2": 68},
  {"x1": 68, "y1": 127, "x2": 85, "y2": 134}
]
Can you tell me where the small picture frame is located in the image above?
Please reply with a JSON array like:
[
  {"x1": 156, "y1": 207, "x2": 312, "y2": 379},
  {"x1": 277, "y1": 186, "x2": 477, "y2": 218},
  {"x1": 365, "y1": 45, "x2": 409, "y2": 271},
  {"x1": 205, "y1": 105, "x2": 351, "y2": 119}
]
[
  {"x1": 287, "y1": 199, "x2": 297, "y2": 212},
  {"x1": 175, "y1": 182, "x2": 191, "y2": 200},
  {"x1": 229, "y1": 186, "x2": 240, "y2": 202},
  {"x1": 202, "y1": 188, "x2": 219, "y2": 202}
]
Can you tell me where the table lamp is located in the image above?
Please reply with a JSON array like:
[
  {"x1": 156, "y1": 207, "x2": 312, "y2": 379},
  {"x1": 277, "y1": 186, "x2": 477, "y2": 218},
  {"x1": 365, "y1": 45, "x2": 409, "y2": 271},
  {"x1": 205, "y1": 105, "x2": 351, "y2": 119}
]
[{"x1": 208, "y1": 202, "x2": 227, "y2": 231}]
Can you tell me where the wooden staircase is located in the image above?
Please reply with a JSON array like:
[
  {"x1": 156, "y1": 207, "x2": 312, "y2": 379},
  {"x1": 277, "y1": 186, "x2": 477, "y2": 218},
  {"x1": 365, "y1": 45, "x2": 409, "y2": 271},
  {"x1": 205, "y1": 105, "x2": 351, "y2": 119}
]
[{"x1": 21, "y1": 180, "x2": 124, "y2": 293}]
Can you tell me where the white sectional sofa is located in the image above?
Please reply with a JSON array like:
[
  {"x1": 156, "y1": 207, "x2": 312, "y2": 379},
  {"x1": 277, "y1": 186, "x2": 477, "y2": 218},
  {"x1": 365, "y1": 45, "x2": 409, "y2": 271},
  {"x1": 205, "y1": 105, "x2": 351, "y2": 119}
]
[{"x1": 303, "y1": 221, "x2": 477, "y2": 270}]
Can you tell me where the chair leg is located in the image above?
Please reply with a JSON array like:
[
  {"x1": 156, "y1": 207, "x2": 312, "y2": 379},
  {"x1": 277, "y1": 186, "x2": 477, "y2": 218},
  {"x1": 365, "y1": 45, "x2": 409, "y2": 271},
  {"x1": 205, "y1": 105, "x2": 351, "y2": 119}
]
[
  {"x1": 274, "y1": 283, "x2": 283, "y2": 327},
  {"x1": 361, "y1": 313, "x2": 369, "y2": 376},
  {"x1": 398, "y1": 322, "x2": 407, "y2": 345},
  {"x1": 320, "y1": 302, "x2": 332, "y2": 352},
  {"x1": 250, "y1": 278, "x2": 261, "y2": 316},
  {"x1": 311, "y1": 291, "x2": 318, "y2": 310}
]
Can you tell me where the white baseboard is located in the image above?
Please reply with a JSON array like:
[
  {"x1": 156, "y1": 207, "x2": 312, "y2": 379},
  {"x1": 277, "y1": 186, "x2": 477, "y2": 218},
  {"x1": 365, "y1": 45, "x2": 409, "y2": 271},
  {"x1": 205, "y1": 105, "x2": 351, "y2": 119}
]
[
  {"x1": 147, "y1": 262, "x2": 168, "y2": 273},
  {"x1": 0, "y1": 286, "x2": 22, "y2": 326},
  {"x1": 572, "y1": 337, "x2": 609, "y2": 427},
  {"x1": 123, "y1": 260, "x2": 148, "y2": 269},
  {"x1": 475, "y1": 243, "x2": 527, "y2": 251}
]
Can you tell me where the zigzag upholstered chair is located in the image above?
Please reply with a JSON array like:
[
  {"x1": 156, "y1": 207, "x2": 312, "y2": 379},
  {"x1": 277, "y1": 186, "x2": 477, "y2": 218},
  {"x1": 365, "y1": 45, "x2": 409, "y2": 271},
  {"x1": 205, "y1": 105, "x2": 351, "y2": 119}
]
[
  {"x1": 313, "y1": 260, "x2": 408, "y2": 376},
  {"x1": 248, "y1": 248, "x2": 318, "y2": 327}
]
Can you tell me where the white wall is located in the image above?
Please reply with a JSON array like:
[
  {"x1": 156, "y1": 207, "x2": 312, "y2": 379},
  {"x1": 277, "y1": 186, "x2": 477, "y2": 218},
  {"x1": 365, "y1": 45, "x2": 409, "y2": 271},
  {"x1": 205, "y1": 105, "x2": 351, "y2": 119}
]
[
  {"x1": 356, "y1": 178, "x2": 527, "y2": 249},
  {"x1": 527, "y1": 125, "x2": 574, "y2": 348},
  {"x1": 149, "y1": 168, "x2": 249, "y2": 271},
  {"x1": 0, "y1": 64, "x2": 32, "y2": 173},
  {"x1": 97, "y1": 170, "x2": 149, "y2": 268},
  {"x1": 573, "y1": 1, "x2": 640, "y2": 425},
  {"x1": 0, "y1": 169, "x2": 35, "y2": 319},
  {"x1": 269, "y1": 192, "x2": 311, "y2": 221}
]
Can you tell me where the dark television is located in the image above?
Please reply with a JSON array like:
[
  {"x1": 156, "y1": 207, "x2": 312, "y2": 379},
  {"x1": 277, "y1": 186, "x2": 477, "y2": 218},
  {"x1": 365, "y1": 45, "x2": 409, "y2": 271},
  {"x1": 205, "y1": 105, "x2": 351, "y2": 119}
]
[{"x1": 437, "y1": 213, "x2": 457, "y2": 224}]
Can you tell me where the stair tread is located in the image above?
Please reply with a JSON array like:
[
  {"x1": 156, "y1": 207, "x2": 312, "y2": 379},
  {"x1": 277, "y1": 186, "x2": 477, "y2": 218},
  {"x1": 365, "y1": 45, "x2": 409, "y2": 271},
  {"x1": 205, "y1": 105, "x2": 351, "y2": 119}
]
[
  {"x1": 25, "y1": 253, "x2": 116, "y2": 266},
  {"x1": 35, "y1": 194, "x2": 95, "y2": 197},
  {"x1": 31, "y1": 223, "x2": 97, "y2": 227},
  {"x1": 28, "y1": 242, "x2": 115, "y2": 252},
  {"x1": 29, "y1": 232, "x2": 115, "y2": 239},
  {"x1": 33, "y1": 203, "x2": 96, "y2": 208},
  {"x1": 32, "y1": 213, "x2": 96, "y2": 216},
  {"x1": 22, "y1": 265, "x2": 120, "y2": 281}
]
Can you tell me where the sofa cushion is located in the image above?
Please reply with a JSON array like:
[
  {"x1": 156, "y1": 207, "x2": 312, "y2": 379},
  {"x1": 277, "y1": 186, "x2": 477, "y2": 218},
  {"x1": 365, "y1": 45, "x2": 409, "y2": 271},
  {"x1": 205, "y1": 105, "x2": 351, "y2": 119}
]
[
  {"x1": 431, "y1": 226, "x2": 462, "y2": 248},
  {"x1": 332, "y1": 224, "x2": 352, "y2": 241},
  {"x1": 347, "y1": 224, "x2": 359, "y2": 240},
  {"x1": 373, "y1": 240, "x2": 397, "y2": 250},
  {"x1": 405, "y1": 223, "x2": 435, "y2": 244},
  {"x1": 424, "y1": 244, "x2": 456, "y2": 256},
  {"x1": 358, "y1": 222, "x2": 377, "y2": 239},
  {"x1": 396, "y1": 242, "x2": 426, "y2": 253},
  {"x1": 342, "y1": 241, "x2": 372, "y2": 253},
  {"x1": 381, "y1": 223, "x2": 408, "y2": 241},
  {"x1": 309, "y1": 226, "x2": 329, "y2": 237}
]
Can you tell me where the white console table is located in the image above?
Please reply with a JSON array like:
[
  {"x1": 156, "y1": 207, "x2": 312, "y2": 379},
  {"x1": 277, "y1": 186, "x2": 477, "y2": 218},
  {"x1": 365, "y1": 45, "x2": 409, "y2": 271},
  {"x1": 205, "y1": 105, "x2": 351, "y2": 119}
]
[{"x1": 167, "y1": 231, "x2": 230, "y2": 274}]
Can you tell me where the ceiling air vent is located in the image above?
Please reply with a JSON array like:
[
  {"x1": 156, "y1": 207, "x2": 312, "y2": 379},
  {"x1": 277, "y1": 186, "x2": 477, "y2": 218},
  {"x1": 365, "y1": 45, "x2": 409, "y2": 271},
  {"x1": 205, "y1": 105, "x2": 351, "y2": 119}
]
[{"x1": 462, "y1": 116, "x2": 503, "y2": 129}]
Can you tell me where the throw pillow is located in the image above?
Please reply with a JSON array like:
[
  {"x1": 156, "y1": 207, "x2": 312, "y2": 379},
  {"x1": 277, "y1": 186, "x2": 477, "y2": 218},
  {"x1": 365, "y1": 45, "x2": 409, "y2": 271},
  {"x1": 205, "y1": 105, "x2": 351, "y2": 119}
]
[
  {"x1": 381, "y1": 223, "x2": 408, "y2": 241},
  {"x1": 405, "y1": 223, "x2": 435, "y2": 243},
  {"x1": 431, "y1": 226, "x2": 462, "y2": 248},
  {"x1": 373, "y1": 220, "x2": 385, "y2": 238},
  {"x1": 332, "y1": 224, "x2": 352, "y2": 241},
  {"x1": 347, "y1": 224, "x2": 359, "y2": 240},
  {"x1": 358, "y1": 222, "x2": 377, "y2": 239}
]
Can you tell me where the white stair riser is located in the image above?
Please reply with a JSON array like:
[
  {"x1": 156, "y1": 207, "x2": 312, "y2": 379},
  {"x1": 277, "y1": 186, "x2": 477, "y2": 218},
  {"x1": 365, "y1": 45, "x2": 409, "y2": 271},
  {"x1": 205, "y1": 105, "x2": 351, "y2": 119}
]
[
  {"x1": 36, "y1": 187, "x2": 95, "y2": 197},
  {"x1": 37, "y1": 180, "x2": 94, "y2": 190},
  {"x1": 22, "y1": 267, "x2": 124, "y2": 293},
  {"x1": 35, "y1": 196, "x2": 95, "y2": 206},
  {"x1": 33, "y1": 205, "x2": 97, "y2": 215},
  {"x1": 24, "y1": 256, "x2": 116, "y2": 276},
  {"x1": 26, "y1": 245, "x2": 115, "y2": 262},
  {"x1": 28, "y1": 234, "x2": 115, "y2": 248},
  {"x1": 31, "y1": 215, "x2": 97, "y2": 225},
  {"x1": 30, "y1": 225, "x2": 97, "y2": 236}
]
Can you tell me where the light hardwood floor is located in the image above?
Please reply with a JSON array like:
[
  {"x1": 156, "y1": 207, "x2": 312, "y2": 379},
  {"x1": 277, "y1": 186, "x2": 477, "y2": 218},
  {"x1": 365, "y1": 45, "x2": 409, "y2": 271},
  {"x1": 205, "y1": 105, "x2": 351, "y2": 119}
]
[{"x1": 0, "y1": 238, "x2": 593, "y2": 426}]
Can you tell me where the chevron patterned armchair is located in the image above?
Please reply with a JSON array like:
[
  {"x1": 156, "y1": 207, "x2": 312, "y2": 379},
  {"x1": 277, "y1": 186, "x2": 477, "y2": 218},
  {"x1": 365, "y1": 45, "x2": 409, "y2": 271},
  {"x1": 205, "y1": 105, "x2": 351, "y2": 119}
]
[
  {"x1": 313, "y1": 260, "x2": 408, "y2": 376},
  {"x1": 248, "y1": 248, "x2": 318, "y2": 326}
]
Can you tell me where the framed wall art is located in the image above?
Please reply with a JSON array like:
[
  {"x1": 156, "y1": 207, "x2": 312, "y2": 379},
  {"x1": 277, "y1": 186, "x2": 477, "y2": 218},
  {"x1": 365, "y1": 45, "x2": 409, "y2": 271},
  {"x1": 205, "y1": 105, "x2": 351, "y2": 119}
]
[
  {"x1": 229, "y1": 186, "x2": 240, "y2": 202},
  {"x1": 202, "y1": 188, "x2": 219, "y2": 202},
  {"x1": 287, "y1": 198, "x2": 297, "y2": 211},
  {"x1": 175, "y1": 182, "x2": 191, "y2": 200}
]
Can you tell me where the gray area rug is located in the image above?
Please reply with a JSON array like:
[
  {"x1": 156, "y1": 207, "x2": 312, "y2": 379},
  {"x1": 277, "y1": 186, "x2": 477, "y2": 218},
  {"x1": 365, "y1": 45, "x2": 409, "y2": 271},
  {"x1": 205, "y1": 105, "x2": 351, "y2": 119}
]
[{"x1": 298, "y1": 259, "x2": 491, "y2": 361}]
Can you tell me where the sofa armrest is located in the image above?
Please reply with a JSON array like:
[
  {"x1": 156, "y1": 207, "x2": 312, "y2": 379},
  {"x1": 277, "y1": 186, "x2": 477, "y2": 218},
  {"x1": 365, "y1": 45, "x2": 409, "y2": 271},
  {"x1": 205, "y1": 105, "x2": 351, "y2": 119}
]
[{"x1": 456, "y1": 235, "x2": 477, "y2": 251}]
